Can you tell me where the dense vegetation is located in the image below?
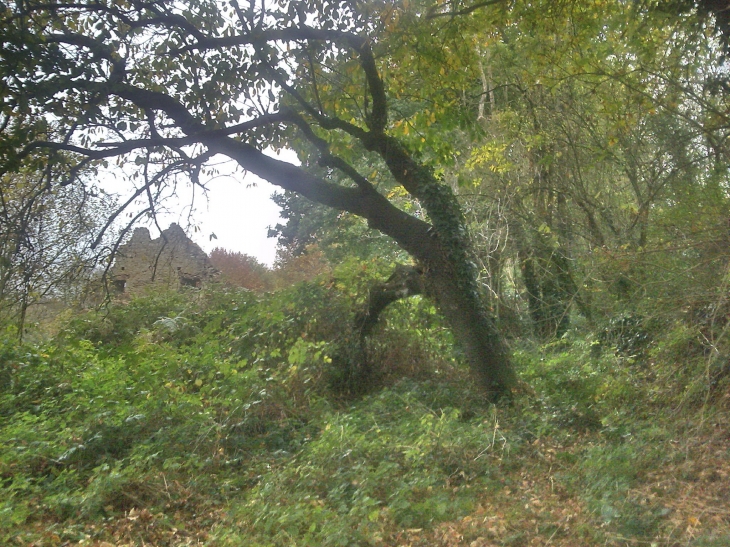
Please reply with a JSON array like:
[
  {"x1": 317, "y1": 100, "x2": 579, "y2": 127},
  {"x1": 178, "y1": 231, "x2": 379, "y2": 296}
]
[
  {"x1": 3, "y1": 0, "x2": 730, "y2": 544},
  {"x1": 2, "y1": 265, "x2": 729, "y2": 546}
]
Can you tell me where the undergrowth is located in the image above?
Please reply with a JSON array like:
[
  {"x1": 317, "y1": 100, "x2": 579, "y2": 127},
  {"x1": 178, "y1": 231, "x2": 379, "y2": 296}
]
[{"x1": 1, "y1": 273, "x2": 729, "y2": 546}]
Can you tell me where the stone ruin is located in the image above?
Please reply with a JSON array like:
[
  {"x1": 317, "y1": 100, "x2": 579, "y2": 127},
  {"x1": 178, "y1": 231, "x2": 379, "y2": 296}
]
[{"x1": 109, "y1": 223, "x2": 217, "y2": 295}]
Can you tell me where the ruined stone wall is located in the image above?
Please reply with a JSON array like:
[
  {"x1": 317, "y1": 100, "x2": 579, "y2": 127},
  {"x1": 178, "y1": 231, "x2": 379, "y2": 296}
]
[{"x1": 109, "y1": 223, "x2": 217, "y2": 295}]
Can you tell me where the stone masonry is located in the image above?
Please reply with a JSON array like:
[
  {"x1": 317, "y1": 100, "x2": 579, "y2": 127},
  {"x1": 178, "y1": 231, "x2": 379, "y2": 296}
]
[{"x1": 109, "y1": 223, "x2": 217, "y2": 295}]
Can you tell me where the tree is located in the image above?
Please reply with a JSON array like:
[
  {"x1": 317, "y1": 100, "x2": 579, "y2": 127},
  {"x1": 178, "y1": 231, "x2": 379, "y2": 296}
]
[
  {"x1": 209, "y1": 247, "x2": 271, "y2": 291},
  {"x1": 0, "y1": 169, "x2": 116, "y2": 336},
  {"x1": 0, "y1": 0, "x2": 517, "y2": 396},
  {"x1": 436, "y1": 0, "x2": 730, "y2": 334}
]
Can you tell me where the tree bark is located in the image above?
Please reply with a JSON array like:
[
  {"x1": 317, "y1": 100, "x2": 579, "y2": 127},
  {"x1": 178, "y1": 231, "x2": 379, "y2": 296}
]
[
  {"x1": 355, "y1": 264, "x2": 426, "y2": 340},
  {"x1": 208, "y1": 136, "x2": 516, "y2": 398},
  {"x1": 423, "y1": 257, "x2": 516, "y2": 397}
]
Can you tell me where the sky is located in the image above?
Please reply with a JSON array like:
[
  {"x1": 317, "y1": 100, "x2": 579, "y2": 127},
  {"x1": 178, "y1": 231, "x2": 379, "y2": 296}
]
[{"x1": 187, "y1": 165, "x2": 284, "y2": 266}]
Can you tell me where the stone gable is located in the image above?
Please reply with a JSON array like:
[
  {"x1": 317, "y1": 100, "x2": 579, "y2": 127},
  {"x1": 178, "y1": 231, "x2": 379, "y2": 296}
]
[{"x1": 109, "y1": 223, "x2": 217, "y2": 295}]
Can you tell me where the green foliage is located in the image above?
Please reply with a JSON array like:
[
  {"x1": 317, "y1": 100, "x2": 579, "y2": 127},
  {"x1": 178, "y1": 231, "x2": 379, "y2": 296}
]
[
  {"x1": 3, "y1": 280, "x2": 730, "y2": 545},
  {"x1": 59, "y1": 290, "x2": 195, "y2": 349},
  {"x1": 4, "y1": 2, "x2": 730, "y2": 542},
  {"x1": 1, "y1": 269, "x2": 463, "y2": 542},
  {"x1": 219, "y1": 383, "x2": 502, "y2": 546}
]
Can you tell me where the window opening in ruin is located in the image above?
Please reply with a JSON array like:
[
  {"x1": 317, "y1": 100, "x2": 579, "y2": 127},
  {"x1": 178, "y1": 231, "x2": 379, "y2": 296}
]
[
  {"x1": 179, "y1": 273, "x2": 202, "y2": 289},
  {"x1": 112, "y1": 279, "x2": 126, "y2": 293}
]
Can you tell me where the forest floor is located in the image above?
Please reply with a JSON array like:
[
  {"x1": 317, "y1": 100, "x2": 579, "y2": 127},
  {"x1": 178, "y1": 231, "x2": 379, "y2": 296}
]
[
  {"x1": 2, "y1": 287, "x2": 730, "y2": 547},
  {"x1": 73, "y1": 407, "x2": 730, "y2": 547},
  {"x1": 35, "y1": 401, "x2": 728, "y2": 547},
  {"x1": 395, "y1": 409, "x2": 730, "y2": 547}
]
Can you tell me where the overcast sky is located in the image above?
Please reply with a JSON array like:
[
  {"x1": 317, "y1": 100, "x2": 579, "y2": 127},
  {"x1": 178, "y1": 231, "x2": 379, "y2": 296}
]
[
  {"x1": 194, "y1": 149, "x2": 300, "y2": 265},
  {"x1": 192, "y1": 171, "x2": 283, "y2": 266}
]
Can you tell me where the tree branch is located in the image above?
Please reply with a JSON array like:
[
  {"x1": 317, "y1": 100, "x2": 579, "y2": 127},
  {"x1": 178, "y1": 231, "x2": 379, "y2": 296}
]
[
  {"x1": 356, "y1": 39, "x2": 388, "y2": 133},
  {"x1": 45, "y1": 33, "x2": 126, "y2": 80},
  {"x1": 201, "y1": 134, "x2": 435, "y2": 259},
  {"x1": 170, "y1": 26, "x2": 367, "y2": 55},
  {"x1": 426, "y1": 0, "x2": 506, "y2": 20}
]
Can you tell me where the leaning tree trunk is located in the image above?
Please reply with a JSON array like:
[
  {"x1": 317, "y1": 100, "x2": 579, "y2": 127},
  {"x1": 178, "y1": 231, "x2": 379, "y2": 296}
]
[
  {"x1": 422, "y1": 251, "x2": 516, "y2": 398},
  {"x1": 213, "y1": 135, "x2": 517, "y2": 399},
  {"x1": 355, "y1": 259, "x2": 515, "y2": 399},
  {"x1": 390, "y1": 154, "x2": 517, "y2": 397}
]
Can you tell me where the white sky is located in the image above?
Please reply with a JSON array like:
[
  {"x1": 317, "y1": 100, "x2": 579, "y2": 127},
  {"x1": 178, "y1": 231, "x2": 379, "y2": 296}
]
[{"x1": 189, "y1": 169, "x2": 283, "y2": 266}]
